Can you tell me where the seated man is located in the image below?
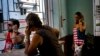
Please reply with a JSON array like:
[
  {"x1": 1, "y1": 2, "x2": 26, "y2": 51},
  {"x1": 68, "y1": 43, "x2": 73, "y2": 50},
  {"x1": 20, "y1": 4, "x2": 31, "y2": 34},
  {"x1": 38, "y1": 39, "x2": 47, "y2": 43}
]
[{"x1": 5, "y1": 19, "x2": 25, "y2": 51}]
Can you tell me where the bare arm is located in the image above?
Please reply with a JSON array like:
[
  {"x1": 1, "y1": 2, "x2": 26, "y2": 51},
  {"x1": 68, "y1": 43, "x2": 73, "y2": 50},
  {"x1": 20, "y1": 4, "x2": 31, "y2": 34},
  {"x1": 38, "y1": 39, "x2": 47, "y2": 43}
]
[{"x1": 25, "y1": 33, "x2": 42, "y2": 56}]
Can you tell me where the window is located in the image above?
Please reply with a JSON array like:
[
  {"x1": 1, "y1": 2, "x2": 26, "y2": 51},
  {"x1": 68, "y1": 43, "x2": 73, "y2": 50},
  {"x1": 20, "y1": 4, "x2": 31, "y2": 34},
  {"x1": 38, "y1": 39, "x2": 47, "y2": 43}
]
[
  {"x1": 94, "y1": 0, "x2": 100, "y2": 36},
  {"x1": 1, "y1": 0, "x2": 45, "y2": 32}
]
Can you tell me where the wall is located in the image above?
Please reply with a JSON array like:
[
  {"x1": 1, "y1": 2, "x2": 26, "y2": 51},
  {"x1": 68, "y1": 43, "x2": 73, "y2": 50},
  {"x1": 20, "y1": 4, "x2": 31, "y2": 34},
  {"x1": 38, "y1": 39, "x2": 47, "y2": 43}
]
[
  {"x1": 0, "y1": 0, "x2": 2, "y2": 10},
  {"x1": 67, "y1": 0, "x2": 93, "y2": 34},
  {"x1": 52, "y1": 0, "x2": 68, "y2": 37},
  {"x1": 2, "y1": 0, "x2": 9, "y2": 20}
]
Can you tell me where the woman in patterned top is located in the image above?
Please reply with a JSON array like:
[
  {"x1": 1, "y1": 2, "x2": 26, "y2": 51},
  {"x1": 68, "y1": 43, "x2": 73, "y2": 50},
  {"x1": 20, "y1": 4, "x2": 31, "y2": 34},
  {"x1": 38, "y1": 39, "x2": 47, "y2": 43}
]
[{"x1": 73, "y1": 12, "x2": 86, "y2": 56}]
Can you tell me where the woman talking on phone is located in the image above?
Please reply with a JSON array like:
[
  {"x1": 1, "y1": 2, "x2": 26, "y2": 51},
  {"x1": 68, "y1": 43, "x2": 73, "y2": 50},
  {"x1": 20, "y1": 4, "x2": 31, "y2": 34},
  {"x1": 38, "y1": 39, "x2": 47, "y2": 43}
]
[{"x1": 24, "y1": 13, "x2": 64, "y2": 56}]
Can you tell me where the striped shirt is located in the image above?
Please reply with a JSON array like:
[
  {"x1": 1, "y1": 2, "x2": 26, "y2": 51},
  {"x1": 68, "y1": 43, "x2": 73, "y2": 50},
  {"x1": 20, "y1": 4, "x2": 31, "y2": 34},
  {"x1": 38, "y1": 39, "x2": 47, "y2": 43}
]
[{"x1": 73, "y1": 28, "x2": 84, "y2": 45}]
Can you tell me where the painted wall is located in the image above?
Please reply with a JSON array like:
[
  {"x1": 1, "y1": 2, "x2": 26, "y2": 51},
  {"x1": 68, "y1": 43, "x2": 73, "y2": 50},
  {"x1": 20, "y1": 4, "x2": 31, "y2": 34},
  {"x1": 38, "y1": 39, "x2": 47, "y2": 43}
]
[
  {"x1": 0, "y1": 0, "x2": 2, "y2": 10},
  {"x1": 52, "y1": 0, "x2": 67, "y2": 37},
  {"x1": 52, "y1": 0, "x2": 60, "y2": 29},
  {"x1": 8, "y1": 0, "x2": 14, "y2": 11},
  {"x1": 67, "y1": 0, "x2": 93, "y2": 34},
  {"x1": 60, "y1": 0, "x2": 68, "y2": 37},
  {"x1": 2, "y1": 0, "x2": 9, "y2": 20}
]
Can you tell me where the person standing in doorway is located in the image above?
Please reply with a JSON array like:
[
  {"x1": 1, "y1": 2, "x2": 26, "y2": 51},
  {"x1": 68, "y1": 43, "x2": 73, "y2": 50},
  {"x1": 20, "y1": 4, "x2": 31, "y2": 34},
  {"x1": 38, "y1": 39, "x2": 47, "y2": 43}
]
[{"x1": 73, "y1": 12, "x2": 86, "y2": 56}]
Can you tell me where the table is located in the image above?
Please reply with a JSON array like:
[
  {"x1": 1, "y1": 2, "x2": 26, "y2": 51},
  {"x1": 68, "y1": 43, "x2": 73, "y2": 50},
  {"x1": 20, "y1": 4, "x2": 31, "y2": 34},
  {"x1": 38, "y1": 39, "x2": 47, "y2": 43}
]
[{"x1": 0, "y1": 49, "x2": 26, "y2": 56}]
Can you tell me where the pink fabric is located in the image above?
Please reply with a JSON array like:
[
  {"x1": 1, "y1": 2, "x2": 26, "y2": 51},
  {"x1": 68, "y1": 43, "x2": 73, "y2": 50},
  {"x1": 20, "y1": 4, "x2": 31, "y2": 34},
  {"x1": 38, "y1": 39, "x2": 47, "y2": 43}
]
[{"x1": 73, "y1": 28, "x2": 84, "y2": 46}]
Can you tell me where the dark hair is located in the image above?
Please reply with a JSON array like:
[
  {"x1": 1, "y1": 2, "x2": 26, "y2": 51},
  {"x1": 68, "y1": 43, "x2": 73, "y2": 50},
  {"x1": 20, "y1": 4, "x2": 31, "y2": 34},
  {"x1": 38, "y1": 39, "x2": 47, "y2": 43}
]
[
  {"x1": 75, "y1": 12, "x2": 84, "y2": 24},
  {"x1": 9, "y1": 19, "x2": 20, "y2": 28},
  {"x1": 25, "y1": 13, "x2": 42, "y2": 28},
  {"x1": 75, "y1": 12, "x2": 84, "y2": 19}
]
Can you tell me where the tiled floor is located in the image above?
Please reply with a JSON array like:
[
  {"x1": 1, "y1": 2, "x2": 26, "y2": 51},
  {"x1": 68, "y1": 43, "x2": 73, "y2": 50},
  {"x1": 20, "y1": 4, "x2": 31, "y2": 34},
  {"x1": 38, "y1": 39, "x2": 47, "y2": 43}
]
[{"x1": 0, "y1": 49, "x2": 26, "y2": 56}]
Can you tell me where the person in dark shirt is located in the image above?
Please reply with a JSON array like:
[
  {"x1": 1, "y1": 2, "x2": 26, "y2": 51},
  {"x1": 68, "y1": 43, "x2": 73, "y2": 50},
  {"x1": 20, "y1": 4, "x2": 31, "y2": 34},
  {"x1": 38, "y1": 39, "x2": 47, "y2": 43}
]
[{"x1": 24, "y1": 13, "x2": 64, "y2": 56}]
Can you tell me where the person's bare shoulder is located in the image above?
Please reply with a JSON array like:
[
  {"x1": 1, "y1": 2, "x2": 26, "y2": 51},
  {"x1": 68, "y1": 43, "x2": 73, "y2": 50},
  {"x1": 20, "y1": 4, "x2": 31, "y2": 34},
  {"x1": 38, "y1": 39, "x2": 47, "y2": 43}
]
[
  {"x1": 18, "y1": 32, "x2": 25, "y2": 39},
  {"x1": 31, "y1": 33, "x2": 43, "y2": 45}
]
